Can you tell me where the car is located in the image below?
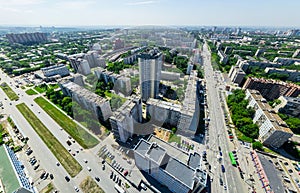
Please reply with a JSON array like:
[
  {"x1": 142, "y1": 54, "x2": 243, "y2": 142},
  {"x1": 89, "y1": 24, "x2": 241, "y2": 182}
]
[
  {"x1": 113, "y1": 174, "x2": 116, "y2": 181},
  {"x1": 56, "y1": 162, "x2": 60, "y2": 166},
  {"x1": 75, "y1": 149, "x2": 79, "y2": 153},
  {"x1": 43, "y1": 173, "x2": 49, "y2": 180},
  {"x1": 218, "y1": 146, "x2": 221, "y2": 151},
  {"x1": 50, "y1": 174, "x2": 54, "y2": 179},
  {"x1": 224, "y1": 185, "x2": 227, "y2": 190},
  {"x1": 219, "y1": 151, "x2": 222, "y2": 156},
  {"x1": 102, "y1": 165, "x2": 105, "y2": 170},
  {"x1": 95, "y1": 177, "x2": 100, "y2": 182},
  {"x1": 65, "y1": 176, "x2": 70, "y2": 182},
  {"x1": 232, "y1": 150, "x2": 237, "y2": 154},
  {"x1": 118, "y1": 179, "x2": 122, "y2": 186},
  {"x1": 74, "y1": 186, "x2": 79, "y2": 192},
  {"x1": 33, "y1": 164, "x2": 40, "y2": 170},
  {"x1": 31, "y1": 104, "x2": 33, "y2": 106},
  {"x1": 221, "y1": 165, "x2": 225, "y2": 173},
  {"x1": 219, "y1": 178, "x2": 223, "y2": 185},
  {"x1": 140, "y1": 182, "x2": 147, "y2": 190},
  {"x1": 87, "y1": 167, "x2": 91, "y2": 171},
  {"x1": 123, "y1": 170, "x2": 128, "y2": 176},
  {"x1": 102, "y1": 160, "x2": 105, "y2": 164},
  {"x1": 284, "y1": 162, "x2": 289, "y2": 166},
  {"x1": 288, "y1": 169, "x2": 293, "y2": 173},
  {"x1": 83, "y1": 159, "x2": 88, "y2": 163},
  {"x1": 30, "y1": 159, "x2": 37, "y2": 166},
  {"x1": 66, "y1": 140, "x2": 72, "y2": 146},
  {"x1": 110, "y1": 173, "x2": 113, "y2": 179}
]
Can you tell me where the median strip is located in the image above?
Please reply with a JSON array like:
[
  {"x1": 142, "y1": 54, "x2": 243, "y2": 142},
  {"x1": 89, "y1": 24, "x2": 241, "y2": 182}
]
[
  {"x1": 16, "y1": 103, "x2": 82, "y2": 177},
  {"x1": 34, "y1": 97, "x2": 99, "y2": 149},
  {"x1": 0, "y1": 82, "x2": 19, "y2": 100}
]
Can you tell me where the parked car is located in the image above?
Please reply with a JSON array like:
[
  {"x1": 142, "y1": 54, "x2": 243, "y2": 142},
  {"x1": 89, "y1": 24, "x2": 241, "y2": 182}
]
[
  {"x1": 74, "y1": 186, "x2": 79, "y2": 192},
  {"x1": 65, "y1": 176, "x2": 70, "y2": 182},
  {"x1": 33, "y1": 164, "x2": 40, "y2": 170},
  {"x1": 95, "y1": 177, "x2": 100, "y2": 182},
  {"x1": 221, "y1": 165, "x2": 225, "y2": 173}
]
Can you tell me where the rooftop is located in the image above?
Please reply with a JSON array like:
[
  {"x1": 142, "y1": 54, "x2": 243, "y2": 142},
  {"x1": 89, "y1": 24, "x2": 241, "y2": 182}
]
[
  {"x1": 247, "y1": 90, "x2": 293, "y2": 134},
  {"x1": 146, "y1": 98, "x2": 181, "y2": 112}
]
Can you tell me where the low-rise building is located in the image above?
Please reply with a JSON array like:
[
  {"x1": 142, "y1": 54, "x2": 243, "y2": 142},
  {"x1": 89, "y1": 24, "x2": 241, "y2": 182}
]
[
  {"x1": 59, "y1": 81, "x2": 112, "y2": 121},
  {"x1": 228, "y1": 66, "x2": 246, "y2": 86},
  {"x1": 41, "y1": 63, "x2": 70, "y2": 77},
  {"x1": 274, "y1": 96, "x2": 300, "y2": 118},
  {"x1": 134, "y1": 135, "x2": 207, "y2": 193},
  {"x1": 245, "y1": 89, "x2": 293, "y2": 148},
  {"x1": 110, "y1": 97, "x2": 142, "y2": 142}
]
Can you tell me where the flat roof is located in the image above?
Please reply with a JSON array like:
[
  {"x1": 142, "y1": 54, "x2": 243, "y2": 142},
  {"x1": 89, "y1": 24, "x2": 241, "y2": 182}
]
[
  {"x1": 148, "y1": 135, "x2": 189, "y2": 164},
  {"x1": 147, "y1": 144, "x2": 166, "y2": 164},
  {"x1": 0, "y1": 145, "x2": 20, "y2": 193},
  {"x1": 165, "y1": 158, "x2": 195, "y2": 189},
  {"x1": 188, "y1": 152, "x2": 201, "y2": 170},
  {"x1": 247, "y1": 90, "x2": 293, "y2": 134}
]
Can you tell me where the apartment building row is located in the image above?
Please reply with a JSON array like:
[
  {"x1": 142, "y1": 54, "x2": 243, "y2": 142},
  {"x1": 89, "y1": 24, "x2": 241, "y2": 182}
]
[
  {"x1": 265, "y1": 67, "x2": 300, "y2": 82},
  {"x1": 242, "y1": 77, "x2": 300, "y2": 101},
  {"x1": 68, "y1": 51, "x2": 106, "y2": 75},
  {"x1": 6, "y1": 32, "x2": 47, "y2": 44},
  {"x1": 134, "y1": 135, "x2": 207, "y2": 193},
  {"x1": 94, "y1": 67, "x2": 132, "y2": 96},
  {"x1": 59, "y1": 81, "x2": 112, "y2": 122},
  {"x1": 41, "y1": 63, "x2": 70, "y2": 78},
  {"x1": 245, "y1": 89, "x2": 293, "y2": 149}
]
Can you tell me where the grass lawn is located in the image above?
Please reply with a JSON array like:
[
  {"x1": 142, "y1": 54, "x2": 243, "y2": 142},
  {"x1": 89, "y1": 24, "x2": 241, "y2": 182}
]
[
  {"x1": 80, "y1": 176, "x2": 105, "y2": 193},
  {"x1": 34, "y1": 97, "x2": 99, "y2": 149},
  {"x1": 34, "y1": 85, "x2": 47, "y2": 93},
  {"x1": 0, "y1": 82, "x2": 19, "y2": 100},
  {"x1": 25, "y1": 89, "x2": 38, "y2": 95},
  {"x1": 168, "y1": 134, "x2": 181, "y2": 144},
  {"x1": 40, "y1": 183, "x2": 55, "y2": 193},
  {"x1": 235, "y1": 129, "x2": 253, "y2": 143},
  {"x1": 16, "y1": 103, "x2": 82, "y2": 177}
]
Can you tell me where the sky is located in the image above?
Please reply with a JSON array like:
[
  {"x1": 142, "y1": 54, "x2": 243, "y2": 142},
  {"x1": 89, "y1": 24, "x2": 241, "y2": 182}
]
[{"x1": 0, "y1": 0, "x2": 299, "y2": 27}]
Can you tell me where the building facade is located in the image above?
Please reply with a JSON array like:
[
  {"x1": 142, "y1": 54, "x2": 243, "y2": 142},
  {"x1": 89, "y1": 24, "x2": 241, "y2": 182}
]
[
  {"x1": 138, "y1": 49, "x2": 162, "y2": 102},
  {"x1": 134, "y1": 135, "x2": 207, "y2": 193},
  {"x1": 146, "y1": 98, "x2": 181, "y2": 128},
  {"x1": 6, "y1": 32, "x2": 47, "y2": 44},
  {"x1": 228, "y1": 66, "x2": 246, "y2": 86},
  {"x1": 59, "y1": 81, "x2": 112, "y2": 121},
  {"x1": 242, "y1": 77, "x2": 300, "y2": 100},
  {"x1": 275, "y1": 96, "x2": 300, "y2": 118},
  {"x1": 177, "y1": 71, "x2": 200, "y2": 135},
  {"x1": 41, "y1": 63, "x2": 70, "y2": 77},
  {"x1": 245, "y1": 90, "x2": 293, "y2": 148},
  {"x1": 110, "y1": 97, "x2": 142, "y2": 142}
]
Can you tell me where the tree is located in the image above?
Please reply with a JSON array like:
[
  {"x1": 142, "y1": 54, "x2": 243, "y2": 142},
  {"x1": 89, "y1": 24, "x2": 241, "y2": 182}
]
[{"x1": 252, "y1": 141, "x2": 263, "y2": 150}]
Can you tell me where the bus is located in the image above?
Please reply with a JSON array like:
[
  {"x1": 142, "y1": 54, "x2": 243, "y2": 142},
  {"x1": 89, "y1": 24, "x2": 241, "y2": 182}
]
[{"x1": 229, "y1": 152, "x2": 237, "y2": 166}]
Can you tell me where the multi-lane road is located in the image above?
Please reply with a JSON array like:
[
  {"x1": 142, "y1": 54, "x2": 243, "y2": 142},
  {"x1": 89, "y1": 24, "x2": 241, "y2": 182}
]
[
  {"x1": 0, "y1": 70, "x2": 123, "y2": 193},
  {"x1": 202, "y1": 42, "x2": 248, "y2": 193}
]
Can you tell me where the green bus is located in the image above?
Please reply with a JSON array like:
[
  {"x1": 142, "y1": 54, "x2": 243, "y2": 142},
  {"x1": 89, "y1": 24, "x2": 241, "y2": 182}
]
[{"x1": 229, "y1": 152, "x2": 237, "y2": 166}]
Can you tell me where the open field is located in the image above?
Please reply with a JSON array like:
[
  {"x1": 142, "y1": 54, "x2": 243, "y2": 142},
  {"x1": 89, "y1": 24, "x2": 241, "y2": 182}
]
[
  {"x1": 34, "y1": 97, "x2": 99, "y2": 149},
  {"x1": 0, "y1": 82, "x2": 19, "y2": 100},
  {"x1": 80, "y1": 176, "x2": 105, "y2": 193},
  {"x1": 16, "y1": 103, "x2": 82, "y2": 177}
]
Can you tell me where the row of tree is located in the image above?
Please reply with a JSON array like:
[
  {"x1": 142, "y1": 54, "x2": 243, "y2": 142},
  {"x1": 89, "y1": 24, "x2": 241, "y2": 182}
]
[{"x1": 227, "y1": 89, "x2": 259, "y2": 139}]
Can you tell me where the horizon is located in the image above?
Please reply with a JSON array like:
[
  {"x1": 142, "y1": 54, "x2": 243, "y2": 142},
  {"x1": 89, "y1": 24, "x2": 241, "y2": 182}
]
[{"x1": 0, "y1": 0, "x2": 299, "y2": 28}]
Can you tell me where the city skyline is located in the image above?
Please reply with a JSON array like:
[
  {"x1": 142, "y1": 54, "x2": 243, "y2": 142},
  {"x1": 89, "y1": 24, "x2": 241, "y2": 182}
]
[{"x1": 0, "y1": 0, "x2": 299, "y2": 27}]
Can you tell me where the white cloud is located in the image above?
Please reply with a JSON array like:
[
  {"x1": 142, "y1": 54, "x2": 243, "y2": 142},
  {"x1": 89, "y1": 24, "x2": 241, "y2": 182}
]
[{"x1": 126, "y1": 1, "x2": 158, "y2": 6}]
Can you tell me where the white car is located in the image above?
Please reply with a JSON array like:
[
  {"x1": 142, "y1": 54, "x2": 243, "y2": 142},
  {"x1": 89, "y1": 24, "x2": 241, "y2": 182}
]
[
  {"x1": 87, "y1": 167, "x2": 91, "y2": 171},
  {"x1": 74, "y1": 186, "x2": 79, "y2": 192}
]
